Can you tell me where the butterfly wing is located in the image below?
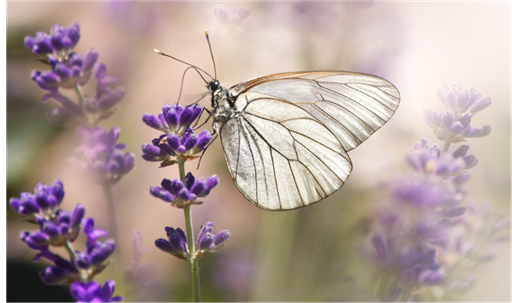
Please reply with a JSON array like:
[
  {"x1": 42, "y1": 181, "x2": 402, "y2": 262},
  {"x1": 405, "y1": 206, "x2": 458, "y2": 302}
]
[
  {"x1": 219, "y1": 94, "x2": 352, "y2": 210},
  {"x1": 230, "y1": 71, "x2": 400, "y2": 151}
]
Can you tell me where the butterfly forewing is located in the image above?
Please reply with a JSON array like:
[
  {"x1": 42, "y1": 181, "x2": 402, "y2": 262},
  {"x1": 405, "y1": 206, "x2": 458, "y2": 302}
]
[{"x1": 232, "y1": 71, "x2": 400, "y2": 152}]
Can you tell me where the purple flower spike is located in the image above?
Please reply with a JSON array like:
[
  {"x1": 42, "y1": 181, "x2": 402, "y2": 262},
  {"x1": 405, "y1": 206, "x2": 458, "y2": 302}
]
[
  {"x1": 195, "y1": 222, "x2": 230, "y2": 258},
  {"x1": 38, "y1": 253, "x2": 80, "y2": 285},
  {"x1": 428, "y1": 84, "x2": 492, "y2": 143},
  {"x1": 9, "y1": 180, "x2": 65, "y2": 222},
  {"x1": 142, "y1": 104, "x2": 210, "y2": 166},
  {"x1": 155, "y1": 227, "x2": 189, "y2": 260},
  {"x1": 73, "y1": 126, "x2": 134, "y2": 185},
  {"x1": 71, "y1": 280, "x2": 123, "y2": 302},
  {"x1": 26, "y1": 23, "x2": 126, "y2": 126},
  {"x1": 150, "y1": 173, "x2": 218, "y2": 208},
  {"x1": 25, "y1": 23, "x2": 81, "y2": 57}
]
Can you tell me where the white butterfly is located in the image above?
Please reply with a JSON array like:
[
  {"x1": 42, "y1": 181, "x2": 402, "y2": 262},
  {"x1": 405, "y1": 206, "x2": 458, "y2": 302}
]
[{"x1": 155, "y1": 35, "x2": 400, "y2": 211}]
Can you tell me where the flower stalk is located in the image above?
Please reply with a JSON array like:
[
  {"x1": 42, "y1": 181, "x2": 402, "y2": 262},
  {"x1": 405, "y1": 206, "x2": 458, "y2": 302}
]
[{"x1": 144, "y1": 103, "x2": 230, "y2": 302}]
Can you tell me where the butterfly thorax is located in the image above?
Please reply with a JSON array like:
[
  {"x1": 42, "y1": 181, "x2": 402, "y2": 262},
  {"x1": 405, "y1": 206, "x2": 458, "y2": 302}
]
[{"x1": 211, "y1": 82, "x2": 244, "y2": 125}]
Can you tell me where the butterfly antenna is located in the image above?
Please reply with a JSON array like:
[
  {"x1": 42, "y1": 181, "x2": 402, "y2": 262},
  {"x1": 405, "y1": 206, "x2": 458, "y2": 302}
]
[
  {"x1": 154, "y1": 49, "x2": 213, "y2": 83},
  {"x1": 204, "y1": 30, "x2": 217, "y2": 80},
  {"x1": 176, "y1": 66, "x2": 198, "y2": 104}
]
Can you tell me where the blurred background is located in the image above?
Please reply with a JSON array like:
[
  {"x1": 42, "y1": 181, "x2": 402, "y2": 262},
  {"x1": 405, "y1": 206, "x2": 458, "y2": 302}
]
[{"x1": 6, "y1": 1, "x2": 510, "y2": 301}]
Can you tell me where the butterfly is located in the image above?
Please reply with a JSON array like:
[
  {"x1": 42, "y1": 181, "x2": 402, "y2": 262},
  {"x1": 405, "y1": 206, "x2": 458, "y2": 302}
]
[{"x1": 155, "y1": 32, "x2": 400, "y2": 211}]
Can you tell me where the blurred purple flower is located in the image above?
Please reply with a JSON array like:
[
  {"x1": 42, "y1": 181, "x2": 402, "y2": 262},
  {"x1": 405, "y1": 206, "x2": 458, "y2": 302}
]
[
  {"x1": 72, "y1": 126, "x2": 135, "y2": 185},
  {"x1": 25, "y1": 22, "x2": 125, "y2": 126},
  {"x1": 213, "y1": 5, "x2": 264, "y2": 33},
  {"x1": 25, "y1": 23, "x2": 80, "y2": 57},
  {"x1": 424, "y1": 84, "x2": 491, "y2": 143},
  {"x1": 125, "y1": 230, "x2": 159, "y2": 287}
]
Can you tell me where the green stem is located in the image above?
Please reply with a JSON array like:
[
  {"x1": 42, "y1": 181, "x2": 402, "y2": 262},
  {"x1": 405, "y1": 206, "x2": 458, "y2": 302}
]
[
  {"x1": 179, "y1": 161, "x2": 201, "y2": 302},
  {"x1": 74, "y1": 85, "x2": 85, "y2": 108},
  {"x1": 74, "y1": 85, "x2": 95, "y2": 126},
  {"x1": 442, "y1": 140, "x2": 451, "y2": 153},
  {"x1": 101, "y1": 184, "x2": 124, "y2": 291},
  {"x1": 64, "y1": 241, "x2": 77, "y2": 264},
  {"x1": 102, "y1": 184, "x2": 120, "y2": 253}
]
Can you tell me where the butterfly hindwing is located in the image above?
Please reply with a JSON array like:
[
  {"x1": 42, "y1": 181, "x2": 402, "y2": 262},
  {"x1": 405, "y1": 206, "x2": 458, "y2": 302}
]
[{"x1": 220, "y1": 96, "x2": 352, "y2": 210}]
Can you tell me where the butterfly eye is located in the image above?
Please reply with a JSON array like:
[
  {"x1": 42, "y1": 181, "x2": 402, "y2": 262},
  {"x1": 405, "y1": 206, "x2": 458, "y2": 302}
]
[{"x1": 208, "y1": 80, "x2": 220, "y2": 92}]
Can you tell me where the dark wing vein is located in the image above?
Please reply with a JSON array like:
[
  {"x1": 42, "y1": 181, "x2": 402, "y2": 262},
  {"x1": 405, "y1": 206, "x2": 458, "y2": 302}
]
[
  {"x1": 243, "y1": 112, "x2": 346, "y2": 155},
  {"x1": 316, "y1": 81, "x2": 387, "y2": 129}
]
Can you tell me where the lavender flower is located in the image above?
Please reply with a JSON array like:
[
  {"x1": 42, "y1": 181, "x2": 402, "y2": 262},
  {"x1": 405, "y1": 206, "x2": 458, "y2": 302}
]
[
  {"x1": 155, "y1": 222, "x2": 230, "y2": 261},
  {"x1": 70, "y1": 280, "x2": 123, "y2": 302},
  {"x1": 25, "y1": 23, "x2": 125, "y2": 125},
  {"x1": 213, "y1": 5, "x2": 264, "y2": 33},
  {"x1": 9, "y1": 180, "x2": 65, "y2": 223},
  {"x1": 365, "y1": 84, "x2": 498, "y2": 300},
  {"x1": 155, "y1": 227, "x2": 189, "y2": 260},
  {"x1": 25, "y1": 23, "x2": 80, "y2": 57},
  {"x1": 195, "y1": 222, "x2": 230, "y2": 258},
  {"x1": 150, "y1": 172, "x2": 219, "y2": 208},
  {"x1": 10, "y1": 180, "x2": 118, "y2": 290},
  {"x1": 142, "y1": 104, "x2": 211, "y2": 167},
  {"x1": 20, "y1": 205, "x2": 84, "y2": 247},
  {"x1": 424, "y1": 84, "x2": 491, "y2": 143},
  {"x1": 39, "y1": 254, "x2": 81, "y2": 285},
  {"x1": 72, "y1": 126, "x2": 135, "y2": 185},
  {"x1": 125, "y1": 230, "x2": 159, "y2": 286}
]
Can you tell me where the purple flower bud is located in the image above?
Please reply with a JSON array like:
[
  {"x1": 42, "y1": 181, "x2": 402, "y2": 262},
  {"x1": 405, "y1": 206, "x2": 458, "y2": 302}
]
[
  {"x1": 452, "y1": 145, "x2": 469, "y2": 158},
  {"x1": 164, "y1": 108, "x2": 179, "y2": 128},
  {"x1": 67, "y1": 23, "x2": 81, "y2": 48},
  {"x1": 463, "y1": 125, "x2": 491, "y2": 138},
  {"x1": 468, "y1": 96, "x2": 491, "y2": 114},
  {"x1": 40, "y1": 263, "x2": 79, "y2": 285},
  {"x1": 141, "y1": 144, "x2": 166, "y2": 160},
  {"x1": 167, "y1": 133, "x2": 180, "y2": 150},
  {"x1": 371, "y1": 234, "x2": 387, "y2": 263},
  {"x1": 194, "y1": 130, "x2": 212, "y2": 152},
  {"x1": 53, "y1": 63, "x2": 71, "y2": 79},
  {"x1": 190, "y1": 180, "x2": 206, "y2": 196},
  {"x1": 195, "y1": 222, "x2": 230, "y2": 258},
  {"x1": 449, "y1": 121, "x2": 464, "y2": 134},
  {"x1": 205, "y1": 175, "x2": 219, "y2": 191},
  {"x1": 443, "y1": 206, "x2": 466, "y2": 218},
  {"x1": 455, "y1": 90, "x2": 469, "y2": 112},
  {"x1": 462, "y1": 155, "x2": 478, "y2": 169},
  {"x1": 213, "y1": 230, "x2": 231, "y2": 246},
  {"x1": 156, "y1": 227, "x2": 189, "y2": 260},
  {"x1": 143, "y1": 114, "x2": 164, "y2": 131},
  {"x1": 169, "y1": 179, "x2": 184, "y2": 195},
  {"x1": 183, "y1": 134, "x2": 197, "y2": 151},
  {"x1": 150, "y1": 186, "x2": 175, "y2": 202},
  {"x1": 82, "y1": 49, "x2": 99, "y2": 72},
  {"x1": 423, "y1": 107, "x2": 440, "y2": 129},
  {"x1": 185, "y1": 172, "x2": 195, "y2": 189},
  {"x1": 198, "y1": 233, "x2": 214, "y2": 250},
  {"x1": 440, "y1": 111, "x2": 454, "y2": 130},
  {"x1": 458, "y1": 113, "x2": 472, "y2": 129}
]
